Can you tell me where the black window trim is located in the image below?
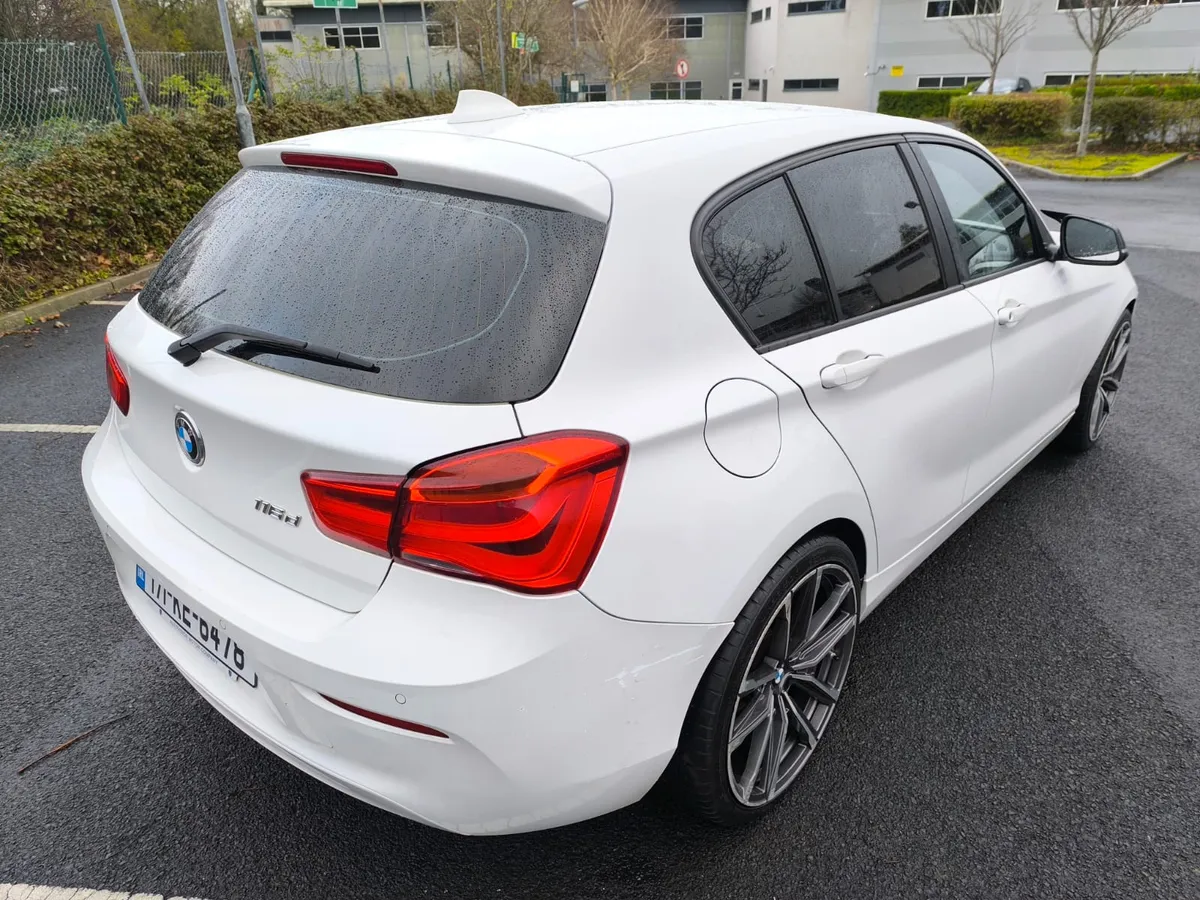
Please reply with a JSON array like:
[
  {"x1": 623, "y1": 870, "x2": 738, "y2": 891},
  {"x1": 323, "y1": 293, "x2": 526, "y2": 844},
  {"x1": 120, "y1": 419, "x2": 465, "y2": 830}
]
[
  {"x1": 691, "y1": 134, "x2": 965, "y2": 354},
  {"x1": 904, "y1": 133, "x2": 1056, "y2": 289}
]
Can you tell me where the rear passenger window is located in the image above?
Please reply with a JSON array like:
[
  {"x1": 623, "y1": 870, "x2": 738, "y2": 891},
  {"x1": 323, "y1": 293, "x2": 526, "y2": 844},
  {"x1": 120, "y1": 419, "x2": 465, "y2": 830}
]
[
  {"x1": 700, "y1": 177, "x2": 835, "y2": 344},
  {"x1": 788, "y1": 146, "x2": 944, "y2": 319}
]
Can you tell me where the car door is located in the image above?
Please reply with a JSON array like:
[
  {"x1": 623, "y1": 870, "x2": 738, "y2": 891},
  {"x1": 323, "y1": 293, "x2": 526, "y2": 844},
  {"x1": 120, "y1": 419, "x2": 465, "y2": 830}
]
[
  {"x1": 911, "y1": 139, "x2": 1102, "y2": 499},
  {"x1": 760, "y1": 142, "x2": 997, "y2": 575}
]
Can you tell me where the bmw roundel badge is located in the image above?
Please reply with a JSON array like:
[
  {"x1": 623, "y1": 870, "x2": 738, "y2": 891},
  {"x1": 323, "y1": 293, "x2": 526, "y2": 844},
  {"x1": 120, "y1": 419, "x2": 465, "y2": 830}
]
[{"x1": 175, "y1": 410, "x2": 205, "y2": 466}]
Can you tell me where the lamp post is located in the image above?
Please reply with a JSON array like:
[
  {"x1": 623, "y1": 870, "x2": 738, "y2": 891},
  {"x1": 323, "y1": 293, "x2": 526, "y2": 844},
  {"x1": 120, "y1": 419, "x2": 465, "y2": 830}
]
[{"x1": 495, "y1": 0, "x2": 507, "y2": 97}]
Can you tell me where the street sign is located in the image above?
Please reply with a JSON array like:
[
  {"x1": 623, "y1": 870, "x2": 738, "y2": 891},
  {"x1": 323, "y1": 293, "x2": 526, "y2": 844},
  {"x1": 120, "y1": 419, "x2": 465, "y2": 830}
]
[
  {"x1": 313, "y1": 0, "x2": 358, "y2": 8},
  {"x1": 675, "y1": 59, "x2": 689, "y2": 79},
  {"x1": 511, "y1": 32, "x2": 539, "y2": 53}
]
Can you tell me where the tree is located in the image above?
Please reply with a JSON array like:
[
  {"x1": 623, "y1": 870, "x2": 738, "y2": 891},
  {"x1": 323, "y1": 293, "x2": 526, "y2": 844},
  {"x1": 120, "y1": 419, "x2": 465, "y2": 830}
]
[
  {"x1": 1066, "y1": 0, "x2": 1165, "y2": 156},
  {"x1": 433, "y1": 0, "x2": 576, "y2": 96},
  {"x1": 100, "y1": 0, "x2": 256, "y2": 52},
  {"x1": 0, "y1": 0, "x2": 105, "y2": 41},
  {"x1": 578, "y1": 0, "x2": 676, "y2": 100},
  {"x1": 950, "y1": 0, "x2": 1037, "y2": 96}
]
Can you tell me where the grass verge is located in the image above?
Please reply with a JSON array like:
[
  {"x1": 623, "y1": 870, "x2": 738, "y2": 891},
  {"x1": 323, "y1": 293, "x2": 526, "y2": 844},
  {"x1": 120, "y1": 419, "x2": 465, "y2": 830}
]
[{"x1": 990, "y1": 144, "x2": 1183, "y2": 177}]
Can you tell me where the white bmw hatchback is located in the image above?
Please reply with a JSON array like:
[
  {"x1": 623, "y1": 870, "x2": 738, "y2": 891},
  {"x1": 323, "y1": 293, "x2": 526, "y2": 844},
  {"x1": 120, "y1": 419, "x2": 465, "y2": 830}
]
[{"x1": 84, "y1": 92, "x2": 1136, "y2": 835}]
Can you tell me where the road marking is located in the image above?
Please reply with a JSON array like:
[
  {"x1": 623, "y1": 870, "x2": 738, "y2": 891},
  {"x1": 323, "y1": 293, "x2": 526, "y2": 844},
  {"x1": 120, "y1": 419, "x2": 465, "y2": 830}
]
[
  {"x1": 0, "y1": 424, "x2": 99, "y2": 433},
  {"x1": 87, "y1": 300, "x2": 129, "y2": 306},
  {"x1": 0, "y1": 887, "x2": 207, "y2": 900}
]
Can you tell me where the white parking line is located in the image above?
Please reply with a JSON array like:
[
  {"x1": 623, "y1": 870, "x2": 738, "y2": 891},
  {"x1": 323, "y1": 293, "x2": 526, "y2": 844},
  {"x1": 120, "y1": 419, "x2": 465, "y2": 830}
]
[
  {"x1": 0, "y1": 424, "x2": 99, "y2": 433},
  {"x1": 87, "y1": 300, "x2": 129, "y2": 306},
  {"x1": 0, "y1": 886, "x2": 206, "y2": 900}
]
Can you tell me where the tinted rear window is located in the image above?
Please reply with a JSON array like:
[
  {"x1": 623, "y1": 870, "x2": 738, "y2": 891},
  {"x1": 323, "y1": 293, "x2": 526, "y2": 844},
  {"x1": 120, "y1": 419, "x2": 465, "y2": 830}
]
[{"x1": 138, "y1": 168, "x2": 607, "y2": 403}]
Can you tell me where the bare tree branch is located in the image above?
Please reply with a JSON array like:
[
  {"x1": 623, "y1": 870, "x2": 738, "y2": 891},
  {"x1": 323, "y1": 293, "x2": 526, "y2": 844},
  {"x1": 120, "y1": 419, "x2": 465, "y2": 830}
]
[
  {"x1": 433, "y1": 0, "x2": 576, "y2": 94},
  {"x1": 950, "y1": 0, "x2": 1038, "y2": 94},
  {"x1": 578, "y1": 0, "x2": 677, "y2": 100},
  {"x1": 1066, "y1": 0, "x2": 1167, "y2": 154}
]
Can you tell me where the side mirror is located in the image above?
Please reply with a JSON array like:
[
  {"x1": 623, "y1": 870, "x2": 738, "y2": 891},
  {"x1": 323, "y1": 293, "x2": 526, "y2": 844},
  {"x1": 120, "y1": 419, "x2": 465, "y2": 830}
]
[{"x1": 1058, "y1": 215, "x2": 1128, "y2": 266}]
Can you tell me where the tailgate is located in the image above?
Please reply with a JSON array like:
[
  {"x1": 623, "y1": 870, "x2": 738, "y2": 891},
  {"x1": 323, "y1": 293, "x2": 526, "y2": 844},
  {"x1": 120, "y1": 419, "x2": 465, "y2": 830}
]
[{"x1": 106, "y1": 302, "x2": 522, "y2": 613}]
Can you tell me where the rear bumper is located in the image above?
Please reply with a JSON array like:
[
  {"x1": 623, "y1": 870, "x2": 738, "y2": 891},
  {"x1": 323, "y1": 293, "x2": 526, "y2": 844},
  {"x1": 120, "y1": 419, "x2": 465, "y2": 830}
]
[{"x1": 83, "y1": 413, "x2": 728, "y2": 834}]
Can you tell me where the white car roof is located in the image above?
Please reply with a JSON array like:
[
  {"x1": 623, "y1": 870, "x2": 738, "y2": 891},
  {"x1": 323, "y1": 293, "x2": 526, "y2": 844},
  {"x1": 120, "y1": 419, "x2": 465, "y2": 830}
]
[{"x1": 239, "y1": 97, "x2": 961, "y2": 222}]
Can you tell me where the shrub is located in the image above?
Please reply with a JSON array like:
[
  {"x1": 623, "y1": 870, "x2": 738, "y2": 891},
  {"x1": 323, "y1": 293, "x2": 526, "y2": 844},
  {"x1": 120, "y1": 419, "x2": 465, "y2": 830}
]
[
  {"x1": 1066, "y1": 79, "x2": 1200, "y2": 101},
  {"x1": 878, "y1": 88, "x2": 972, "y2": 119},
  {"x1": 0, "y1": 87, "x2": 549, "y2": 311},
  {"x1": 1080, "y1": 96, "x2": 1158, "y2": 147},
  {"x1": 950, "y1": 94, "x2": 1070, "y2": 141},
  {"x1": 1069, "y1": 96, "x2": 1200, "y2": 149}
]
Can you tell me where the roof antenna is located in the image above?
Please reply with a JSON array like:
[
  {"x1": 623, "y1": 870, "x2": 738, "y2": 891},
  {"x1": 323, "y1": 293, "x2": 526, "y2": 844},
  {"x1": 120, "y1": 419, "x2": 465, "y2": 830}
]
[{"x1": 448, "y1": 89, "x2": 524, "y2": 125}]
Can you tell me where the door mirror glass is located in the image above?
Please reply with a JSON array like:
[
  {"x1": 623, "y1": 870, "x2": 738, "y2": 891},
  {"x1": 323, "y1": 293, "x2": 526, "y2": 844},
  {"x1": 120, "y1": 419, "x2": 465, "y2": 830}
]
[{"x1": 1060, "y1": 216, "x2": 1126, "y2": 265}]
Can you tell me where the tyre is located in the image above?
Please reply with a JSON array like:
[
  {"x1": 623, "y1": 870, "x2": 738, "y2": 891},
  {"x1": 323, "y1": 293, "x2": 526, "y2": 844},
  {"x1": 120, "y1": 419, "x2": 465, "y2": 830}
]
[
  {"x1": 1059, "y1": 309, "x2": 1133, "y2": 454},
  {"x1": 674, "y1": 535, "x2": 860, "y2": 826}
]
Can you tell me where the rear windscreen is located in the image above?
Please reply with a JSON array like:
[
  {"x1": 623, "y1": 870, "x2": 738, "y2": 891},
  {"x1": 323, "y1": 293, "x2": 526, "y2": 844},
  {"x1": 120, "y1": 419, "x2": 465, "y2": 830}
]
[{"x1": 138, "y1": 168, "x2": 607, "y2": 403}]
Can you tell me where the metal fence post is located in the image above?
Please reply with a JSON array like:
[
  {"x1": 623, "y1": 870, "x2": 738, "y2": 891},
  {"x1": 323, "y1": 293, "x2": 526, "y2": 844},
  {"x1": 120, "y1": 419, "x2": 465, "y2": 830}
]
[
  {"x1": 251, "y1": 17, "x2": 274, "y2": 106},
  {"x1": 447, "y1": 59, "x2": 453, "y2": 91},
  {"x1": 355, "y1": 48, "x2": 364, "y2": 95},
  {"x1": 377, "y1": 0, "x2": 395, "y2": 91},
  {"x1": 406, "y1": 55, "x2": 414, "y2": 91},
  {"x1": 110, "y1": 0, "x2": 150, "y2": 114},
  {"x1": 215, "y1": 0, "x2": 255, "y2": 147},
  {"x1": 95, "y1": 24, "x2": 128, "y2": 125}
]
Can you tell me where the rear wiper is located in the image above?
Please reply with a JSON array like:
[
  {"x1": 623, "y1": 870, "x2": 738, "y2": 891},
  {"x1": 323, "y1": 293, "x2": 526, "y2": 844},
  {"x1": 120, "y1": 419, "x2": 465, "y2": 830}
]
[{"x1": 167, "y1": 324, "x2": 381, "y2": 373}]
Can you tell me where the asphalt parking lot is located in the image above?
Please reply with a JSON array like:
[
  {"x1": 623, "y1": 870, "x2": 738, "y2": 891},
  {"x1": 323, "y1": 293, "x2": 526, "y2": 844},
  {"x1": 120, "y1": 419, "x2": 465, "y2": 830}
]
[{"x1": 3, "y1": 165, "x2": 1200, "y2": 900}]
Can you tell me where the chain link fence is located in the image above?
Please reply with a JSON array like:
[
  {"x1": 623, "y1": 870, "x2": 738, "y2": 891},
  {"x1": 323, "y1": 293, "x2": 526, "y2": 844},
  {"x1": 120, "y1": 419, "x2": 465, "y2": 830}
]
[
  {"x1": 119, "y1": 49, "x2": 259, "y2": 113},
  {"x1": 1, "y1": 37, "x2": 266, "y2": 167},
  {"x1": 0, "y1": 39, "x2": 122, "y2": 164}
]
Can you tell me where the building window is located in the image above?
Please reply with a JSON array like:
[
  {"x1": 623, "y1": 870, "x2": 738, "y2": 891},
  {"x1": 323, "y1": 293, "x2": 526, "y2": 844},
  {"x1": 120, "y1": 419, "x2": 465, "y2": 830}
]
[
  {"x1": 788, "y1": 0, "x2": 846, "y2": 13},
  {"x1": 926, "y1": 0, "x2": 1000, "y2": 18},
  {"x1": 426, "y1": 23, "x2": 453, "y2": 46},
  {"x1": 750, "y1": 9, "x2": 764, "y2": 22},
  {"x1": 324, "y1": 25, "x2": 381, "y2": 49},
  {"x1": 765, "y1": 6, "x2": 772, "y2": 17},
  {"x1": 782, "y1": 78, "x2": 839, "y2": 91},
  {"x1": 748, "y1": 78, "x2": 761, "y2": 90},
  {"x1": 666, "y1": 15, "x2": 704, "y2": 38},
  {"x1": 584, "y1": 83, "x2": 607, "y2": 101},
  {"x1": 260, "y1": 30, "x2": 292, "y2": 42},
  {"x1": 917, "y1": 74, "x2": 986, "y2": 88},
  {"x1": 650, "y1": 80, "x2": 702, "y2": 99}
]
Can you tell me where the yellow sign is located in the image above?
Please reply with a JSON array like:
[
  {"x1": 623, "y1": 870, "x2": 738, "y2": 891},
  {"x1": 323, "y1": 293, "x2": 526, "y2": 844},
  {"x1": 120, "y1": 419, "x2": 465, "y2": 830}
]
[{"x1": 890, "y1": 65, "x2": 905, "y2": 78}]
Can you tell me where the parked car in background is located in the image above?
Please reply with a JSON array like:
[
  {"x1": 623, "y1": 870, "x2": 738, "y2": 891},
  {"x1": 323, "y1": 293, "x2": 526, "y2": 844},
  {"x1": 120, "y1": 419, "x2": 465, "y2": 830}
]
[
  {"x1": 85, "y1": 93, "x2": 1136, "y2": 834},
  {"x1": 973, "y1": 77, "x2": 1034, "y2": 95}
]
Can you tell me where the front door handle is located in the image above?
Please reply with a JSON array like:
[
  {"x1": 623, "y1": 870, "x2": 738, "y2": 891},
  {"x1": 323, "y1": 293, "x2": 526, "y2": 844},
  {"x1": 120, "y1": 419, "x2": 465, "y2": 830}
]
[
  {"x1": 997, "y1": 301, "x2": 1029, "y2": 327},
  {"x1": 820, "y1": 354, "x2": 886, "y2": 389}
]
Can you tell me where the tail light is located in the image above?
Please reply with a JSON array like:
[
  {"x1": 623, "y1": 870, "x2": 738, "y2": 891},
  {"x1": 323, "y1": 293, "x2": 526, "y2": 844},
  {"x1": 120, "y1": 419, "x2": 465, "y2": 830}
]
[
  {"x1": 105, "y1": 334, "x2": 130, "y2": 416},
  {"x1": 301, "y1": 431, "x2": 628, "y2": 595}
]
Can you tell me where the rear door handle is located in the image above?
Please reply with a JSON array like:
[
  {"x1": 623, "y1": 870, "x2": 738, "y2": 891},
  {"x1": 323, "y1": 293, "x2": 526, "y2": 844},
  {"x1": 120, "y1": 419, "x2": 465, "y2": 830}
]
[
  {"x1": 997, "y1": 301, "x2": 1029, "y2": 327},
  {"x1": 820, "y1": 354, "x2": 886, "y2": 389}
]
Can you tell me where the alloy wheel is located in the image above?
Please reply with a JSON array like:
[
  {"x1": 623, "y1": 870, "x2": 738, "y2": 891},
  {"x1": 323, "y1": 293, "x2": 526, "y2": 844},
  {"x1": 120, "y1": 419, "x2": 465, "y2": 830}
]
[
  {"x1": 1089, "y1": 320, "x2": 1131, "y2": 441},
  {"x1": 726, "y1": 563, "x2": 857, "y2": 807}
]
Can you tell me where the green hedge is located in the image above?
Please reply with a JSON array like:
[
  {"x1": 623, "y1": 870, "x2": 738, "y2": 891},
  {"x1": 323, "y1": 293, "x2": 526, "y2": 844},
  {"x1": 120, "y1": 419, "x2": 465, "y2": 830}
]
[
  {"x1": 1072, "y1": 96, "x2": 1200, "y2": 149},
  {"x1": 0, "y1": 82, "x2": 560, "y2": 312},
  {"x1": 1040, "y1": 77, "x2": 1200, "y2": 101},
  {"x1": 950, "y1": 94, "x2": 1071, "y2": 141},
  {"x1": 878, "y1": 88, "x2": 973, "y2": 119}
]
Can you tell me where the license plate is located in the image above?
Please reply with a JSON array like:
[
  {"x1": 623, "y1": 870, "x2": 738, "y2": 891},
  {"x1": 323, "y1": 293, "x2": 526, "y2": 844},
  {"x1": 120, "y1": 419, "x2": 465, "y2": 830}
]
[{"x1": 136, "y1": 564, "x2": 259, "y2": 688}]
